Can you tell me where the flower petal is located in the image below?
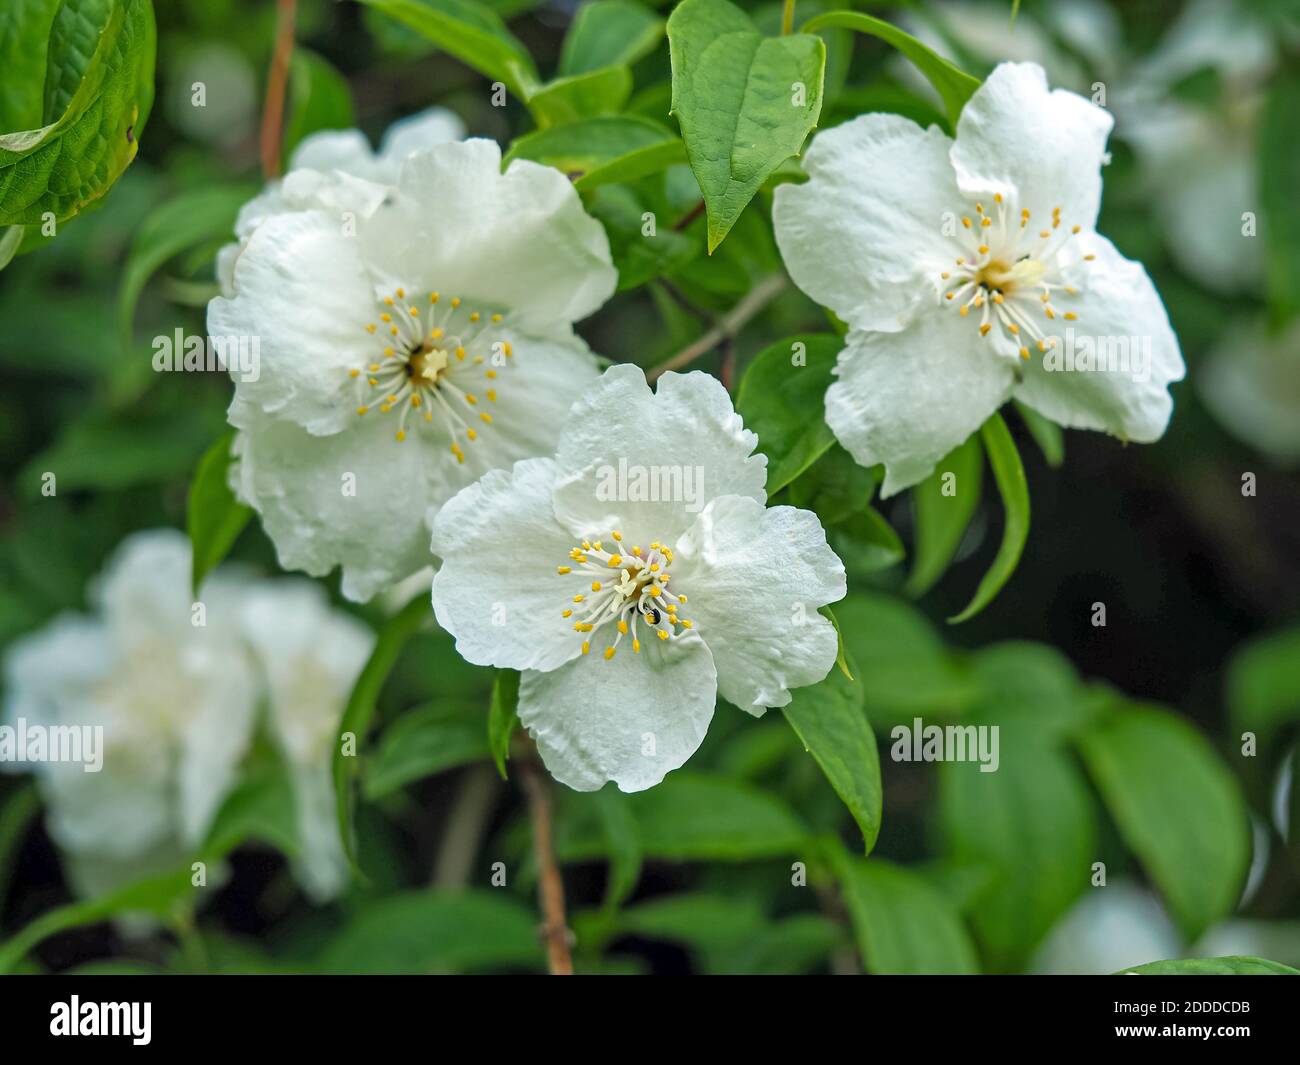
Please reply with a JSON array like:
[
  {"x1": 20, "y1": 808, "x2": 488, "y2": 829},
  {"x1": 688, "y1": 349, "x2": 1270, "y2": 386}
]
[
  {"x1": 362, "y1": 140, "x2": 616, "y2": 332},
  {"x1": 673, "y1": 497, "x2": 845, "y2": 715},
  {"x1": 376, "y1": 107, "x2": 466, "y2": 170},
  {"x1": 518, "y1": 632, "x2": 717, "y2": 792},
  {"x1": 210, "y1": 208, "x2": 381, "y2": 434},
  {"x1": 773, "y1": 113, "x2": 960, "y2": 331},
  {"x1": 431, "y1": 457, "x2": 582, "y2": 671},
  {"x1": 229, "y1": 400, "x2": 457, "y2": 601},
  {"x1": 951, "y1": 62, "x2": 1113, "y2": 231},
  {"x1": 551, "y1": 365, "x2": 767, "y2": 545},
  {"x1": 826, "y1": 313, "x2": 1015, "y2": 496},
  {"x1": 1013, "y1": 234, "x2": 1184, "y2": 442}
]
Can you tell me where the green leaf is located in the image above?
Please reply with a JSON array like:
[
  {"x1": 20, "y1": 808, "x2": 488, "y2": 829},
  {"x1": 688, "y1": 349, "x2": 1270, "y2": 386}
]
[
  {"x1": 1261, "y1": 65, "x2": 1300, "y2": 325},
  {"x1": 787, "y1": 443, "x2": 878, "y2": 525},
  {"x1": 0, "y1": 224, "x2": 21, "y2": 270},
  {"x1": 363, "y1": 701, "x2": 491, "y2": 799},
  {"x1": 1077, "y1": 699, "x2": 1251, "y2": 941},
  {"x1": 333, "y1": 594, "x2": 430, "y2": 864},
  {"x1": 355, "y1": 0, "x2": 540, "y2": 99},
  {"x1": 559, "y1": 772, "x2": 807, "y2": 862},
  {"x1": 1227, "y1": 626, "x2": 1300, "y2": 765},
  {"x1": 593, "y1": 787, "x2": 641, "y2": 911},
  {"x1": 560, "y1": 0, "x2": 664, "y2": 77},
  {"x1": 831, "y1": 504, "x2": 905, "y2": 575},
  {"x1": 488, "y1": 668, "x2": 520, "y2": 778},
  {"x1": 118, "y1": 184, "x2": 252, "y2": 351},
  {"x1": 1014, "y1": 398, "x2": 1064, "y2": 467},
  {"x1": 0, "y1": 0, "x2": 156, "y2": 226},
  {"x1": 505, "y1": 115, "x2": 684, "y2": 189},
  {"x1": 906, "y1": 432, "x2": 983, "y2": 597},
  {"x1": 1119, "y1": 956, "x2": 1300, "y2": 976},
  {"x1": 834, "y1": 592, "x2": 980, "y2": 728},
  {"x1": 799, "y1": 10, "x2": 979, "y2": 129},
  {"x1": 319, "y1": 891, "x2": 543, "y2": 973},
  {"x1": 187, "y1": 431, "x2": 252, "y2": 597},
  {"x1": 282, "y1": 48, "x2": 355, "y2": 160},
  {"x1": 938, "y1": 712, "x2": 1096, "y2": 971},
  {"x1": 0, "y1": 783, "x2": 40, "y2": 910},
  {"x1": 202, "y1": 754, "x2": 299, "y2": 857},
  {"x1": 0, "y1": 863, "x2": 194, "y2": 974},
  {"x1": 528, "y1": 65, "x2": 633, "y2": 128},
  {"x1": 0, "y1": 0, "x2": 63, "y2": 133},
  {"x1": 783, "y1": 646, "x2": 881, "y2": 853},
  {"x1": 667, "y1": 0, "x2": 824, "y2": 252},
  {"x1": 588, "y1": 184, "x2": 698, "y2": 291},
  {"x1": 735, "y1": 333, "x2": 839, "y2": 493},
  {"x1": 828, "y1": 849, "x2": 979, "y2": 974},
  {"x1": 948, "y1": 412, "x2": 1029, "y2": 624}
]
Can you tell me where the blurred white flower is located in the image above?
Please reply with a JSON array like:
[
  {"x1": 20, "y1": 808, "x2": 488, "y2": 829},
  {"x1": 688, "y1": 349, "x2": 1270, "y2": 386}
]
[
  {"x1": 2, "y1": 530, "x2": 372, "y2": 906},
  {"x1": 431, "y1": 364, "x2": 846, "y2": 792},
  {"x1": 241, "y1": 580, "x2": 373, "y2": 902},
  {"x1": 1198, "y1": 318, "x2": 1300, "y2": 466},
  {"x1": 209, "y1": 137, "x2": 616, "y2": 600},
  {"x1": 1031, "y1": 881, "x2": 1181, "y2": 974},
  {"x1": 2, "y1": 531, "x2": 259, "y2": 901},
  {"x1": 774, "y1": 62, "x2": 1184, "y2": 494}
]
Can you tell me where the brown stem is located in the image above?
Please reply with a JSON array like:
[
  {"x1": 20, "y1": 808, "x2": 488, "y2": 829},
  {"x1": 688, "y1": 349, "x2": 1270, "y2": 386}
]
[
  {"x1": 519, "y1": 754, "x2": 573, "y2": 975},
  {"x1": 259, "y1": 0, "x2": 297, "y2": 179},
  {"x1": 672, "y1": 199, "x2": 706, "y2": 232},
  {"x1": 647, "y1": 273, "x2": 787, "y2": 381}
]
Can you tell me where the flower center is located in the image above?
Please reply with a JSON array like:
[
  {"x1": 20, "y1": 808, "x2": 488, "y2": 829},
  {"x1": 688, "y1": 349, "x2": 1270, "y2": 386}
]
[
  {"x1": 555, "y1": 531, "x2": 694, "y2": 660},
  {"x1": 352, "y1": 286, "x2": 512, "y2": 461},
  {"x1": 939, "y1": 195, "x2": 1096, "y2": 360}
]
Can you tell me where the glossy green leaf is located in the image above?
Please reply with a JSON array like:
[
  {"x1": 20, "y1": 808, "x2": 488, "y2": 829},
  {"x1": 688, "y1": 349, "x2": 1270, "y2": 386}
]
[
  {"x1": 117, "y1": 183, "x2": 252, "y2": 351},
  {"x1": 1261, "y1": 65, "x2": 1300, "y2": 325},
  {"x1": 1227, "y1": 626, "x2": 1300, "y2": 763},
  {"x1": 333, "y1": 594, "x2": 430, "y2": 863},
  {"x1": 906, "y1": 432, "x2": 984, "y2": 597},
  {"x1": 800, "y1": 10, "x2": 979, "y2": 129},
  {"x1": 939, "y1": 710, "x2": 1096, "y2": 971},
  {"x1": 668, "y1": 0, "x2": 824, "y2": 252},
  {"x1": 832, "y1": 504, "x2": 905, "y2": 575},
  {"x1": 828, "y1": 849, "x2": 979, "y2": 974},
  {"x1": 187, "y1": 431, "x2": 252, "y2": 596},
  {"x1": 0, "y1": 0, "x2": 156, "y2": 226},
  {"x1": 364, "y1": 701, "x2": 491, "y2": 799},
  {"x1": 1077, "y1": 699, "x2": 1251, "y2": 941},
  {"x1": 1014, "y1": 399, "x2": 1064, "y2": 467},
  {"x1": 488, "y1": 668, "x2": 520, "y2": 778},
  {"x1": 319, "y1": 891, "x2": 543, "y2": 973},
  {"x1": 282, "y1": 48, "x2": 355, "y2": 160},
  {"x1": 505, "y1": 115, "x2": 684, "y2": 189},
  {"x1": 560, "y1": 0, "x2": 664, "y2": 77},
  {"x1": 356, "y1": 0, "x2": 540, "y2": 99},
  {"x1": 783, "y1": 646, "x2": 881, "y2": 853},
  {"x1": 587, "y1": 183, "x2": 698, "y2": 290},
  {"x1": 528, "y1": 65, "x2": 633, "y2": 128},
  {"x1": 735, "y1": 333, "x2": 839, "y2": 493},
  {"x1": 948, "y1": 412, "x2": 1029, "y2": 624},
  {"x1": 1119, "y1": 956, "x2": 1300, "y2": 976},
  {"x1": 593, "y1": 787, "x2": 642, "y2": 911},
  {"x1": 0, "y1": 0, "x2": 63, "y2": 133}
]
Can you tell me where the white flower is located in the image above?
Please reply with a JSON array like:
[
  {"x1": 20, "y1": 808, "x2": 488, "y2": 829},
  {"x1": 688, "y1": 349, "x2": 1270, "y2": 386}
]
[
  {"x1": 241, "y1": 580, "x2": 373, "y2": 902},
  {"x1": 773, "y1": 62, "x2": 1185, "y2": 496},
  {"x1": 209, "y1": 137, "x2": 618, "y2": 600},
  {"x1": 2, "y1": 531, "x2": 260, "y2": 898},
  {"x1": 1, "y1": 530, "x2": 372, "y2": 906},
  {"x1": 430, "y1": 365, "x2": 846, "y2": 792},
  {"x1": 1198, "y1": 317, "x2": 1300, "y2": 466},
  {"x1": 216, "y1": 107, "x2": 465, "y2": 296}
]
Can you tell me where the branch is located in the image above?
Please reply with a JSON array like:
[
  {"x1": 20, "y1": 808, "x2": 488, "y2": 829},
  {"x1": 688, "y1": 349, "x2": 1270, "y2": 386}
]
[
  {"x1": 519, "y1": 754, "x2": 573, "y2": 975},
  {"x1": 259, "y1": 0, "x2": 297, "y2": 179},
  {"x1": 647, "y1": 273, "x2": 788, "y2": 381}
]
